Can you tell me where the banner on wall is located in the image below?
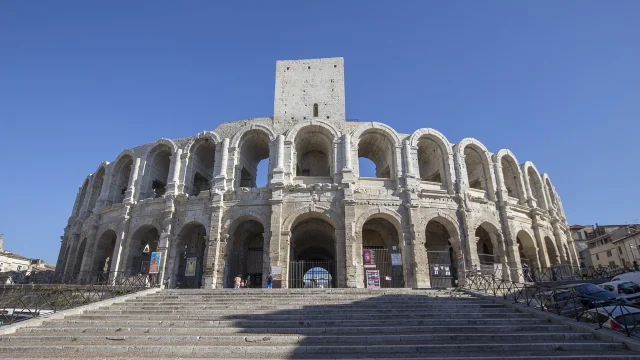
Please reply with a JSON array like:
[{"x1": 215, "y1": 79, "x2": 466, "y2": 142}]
[
  {"x1": 363, "y1": 249, "x2": 376, "y2": 266},
  {"x1": 366, "y1": 269, "x2": 380, "y2": 289},
  {"x1": 271, "y1": 266, "x2": 282, "y2": 281},
  {"x1": 185, "y1": 257, "x2": 197, "y2": 277},
  {"x1": 149, "y1": 252, "x2": 162, "y2": 274}
]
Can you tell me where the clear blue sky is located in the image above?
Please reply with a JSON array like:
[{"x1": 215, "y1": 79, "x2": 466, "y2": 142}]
[{"x1": 1, "y1": 1, "x2": 639, "y2": 265}]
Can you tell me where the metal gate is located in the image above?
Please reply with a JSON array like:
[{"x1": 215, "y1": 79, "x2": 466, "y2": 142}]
[
  {"x1": 427, "y1": 250, "x2": 455, "y2": 288},
  {"x1": 227, "y1": 248, "x2": 264, "y2": 288},
  {"x1": 363, "y1": 247, "x2": 404, "y2": 288},
  {"x1": 288, "y1": 260, "x2": 335, "y2": 288}
]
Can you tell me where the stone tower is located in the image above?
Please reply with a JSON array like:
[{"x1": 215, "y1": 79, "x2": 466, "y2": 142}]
[{"x1": 273, "y1": 57, "x2": 345, "y2": 122}]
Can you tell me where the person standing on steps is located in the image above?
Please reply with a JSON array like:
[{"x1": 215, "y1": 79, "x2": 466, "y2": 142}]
[
  {"x1": 234, "y1": 274, "x2": 242, "y2": 289},
  {"x1": 267, "y1": 274, "x2": 273, "y2": 289}
]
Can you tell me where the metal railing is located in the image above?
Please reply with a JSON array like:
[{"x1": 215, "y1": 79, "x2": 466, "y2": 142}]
[
  {"x1": 463, "y1": 270, "x2": 640, "y2": 337},
  {"x1": 0, "y1": 271, "x2": 155, "y2": 326},
  {"x1": 472, "y1": 264, "x2": 633, "y2": 284}
]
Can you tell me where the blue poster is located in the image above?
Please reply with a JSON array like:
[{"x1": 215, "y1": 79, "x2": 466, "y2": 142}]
[{"x1": 149, "y1": 252, "x2": 161, "y2": 274}]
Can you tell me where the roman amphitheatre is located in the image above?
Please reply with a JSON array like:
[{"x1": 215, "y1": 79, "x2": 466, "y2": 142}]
[{"x1": 56, "y1": 57, "x2": 576, "y2": 289}]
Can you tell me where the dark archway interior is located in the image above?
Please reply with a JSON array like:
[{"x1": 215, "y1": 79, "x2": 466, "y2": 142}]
[
  {"x1": 545, "y1": 236, "x2": 559, "y2": 265},
  {"x1": 295, "y1": 126, "x2": 333, "y2": 178},
  {"x1": 175, "y1": 223, "x2": 207, "y2": 288},
  {"x1": 464, "y1": 146, "x2": 486, "y2": 191},
  {"x1": 417, "y1": 136, "x2": 444, "y2": 183},
  {"x1": 238, "y1": 130, "x2": 270, "y2": 188},
  {"x1": 128, "y1": 226, "x2": 160, "y2": 275},
  {"x1": 93, "y1": 230, "x2": 117, "y2": 274},
  {"x1": 72, "y1": 239, "x2": 87, "y2": 275},
  {"x1": 362, "y1": 217, "x2": 403, "y2": 288},
  {"x1": 358, "y1": 131, "x2": 393, "y2": 178},
  {"x1": 517, "y1": 231, "x2": 538, "y2": 269},
  {"x1": 290, "y1": 218, "x2": 336, "y2": 288},
  {"x1": 227, "y1": 220, "x2": 264, "y2": 288},
  {"x1": 425, "y1": 220, "x2": 457, "y2": 287},
  {"x1": 476, "y1": 226, "x2": 495, "y2": 265},
  {"x1": 188, "y1": 139, "x2": 216, "y2": 196}
]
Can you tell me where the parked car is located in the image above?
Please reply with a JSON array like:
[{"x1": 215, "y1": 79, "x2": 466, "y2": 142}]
[
  {"x1": 555, "y1": 283, "x2": 618, "y2": 308},
  {"x1": 612, "y1": 272, "x2": 640, "y2": 285},
  {"x1": 583, "y1": 306, "x2": 640, "y2": 336},
  {"x1": 534, "y1": 290, "x2": 584, "y2": 317},
  {"x1": 599, "y1": 281, "x2": 640, "y2": 304}
]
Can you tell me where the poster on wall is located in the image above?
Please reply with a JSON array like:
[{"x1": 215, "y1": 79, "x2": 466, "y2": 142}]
[
  {"x1": 185, "y1": 257, "x2": 197, "y2": 277},
  {"x1": 271, "y1": 266, "x2": 282, "y2": 281},
  {"x1": 366, "y1": 269, "x2": 380, "y2": 289},
  {"x1": 363, "y1": 249, "x2": 376, "y2": 266},
  {"x1": 149, "y1": 252, "x2": 162, "y2": 274},
  {"x1": 391, "y1": 253, "x2": 402, "y2": 266}
]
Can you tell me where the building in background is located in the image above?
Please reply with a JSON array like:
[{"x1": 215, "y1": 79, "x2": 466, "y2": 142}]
[
  {"x1": 571, "y1": 224, "x2": 640, "y2": 268},
  {"x1": 0, "y1": 234, "x2": 56, "y2": 273}
]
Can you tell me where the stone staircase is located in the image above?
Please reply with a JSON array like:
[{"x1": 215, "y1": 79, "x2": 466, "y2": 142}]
[{"x1": 1, "y1": 288, "x2": 639, "y2": 359}]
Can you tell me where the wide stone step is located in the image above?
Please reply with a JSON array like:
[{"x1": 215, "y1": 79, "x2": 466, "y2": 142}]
[
  {"x1": 20, "y1": 324, "x2": 574, "y2": 335},
  {"x1": 0, "y1": 342, "x2": 627, "y2": 356},
  {"x1": 46, "y1": 318, "x2": 549, "y2": 328},
  {"x1": 91, "y1": 308, "x2": 513, "y2": 316},
  {"x1": 0, "y1": 332, "x2": 596, "y2": 344},
  {"x1": 108, "y1": 304, "x2": 497, "y2": 311},
  {"x1": 106, "y1": 305, "x2": 505, "y2": 312},
  {"x1": 65, "y1": 312, "x2": 532, "y2": 321}
]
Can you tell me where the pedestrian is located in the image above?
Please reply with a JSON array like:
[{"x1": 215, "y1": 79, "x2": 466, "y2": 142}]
[
  {"x1": 634, "y1": 260, "x2": 639, "y2": 272},
  {"x1": 233, "y1": 274, "x2": 242, "y2": 289},
  {"x1": 267, "y1": 274, "x2": 273, "y2": 289}
]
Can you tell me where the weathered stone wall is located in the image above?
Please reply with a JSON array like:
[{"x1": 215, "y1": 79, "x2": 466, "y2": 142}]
[{"x1": 58, "y1": 57, "x2": 576, "y2": 289}]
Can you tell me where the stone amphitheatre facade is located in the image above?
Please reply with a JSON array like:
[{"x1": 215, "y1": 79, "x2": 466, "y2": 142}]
[{"x1": 56, "y1": 57, "x2": 577, "y2": 289}]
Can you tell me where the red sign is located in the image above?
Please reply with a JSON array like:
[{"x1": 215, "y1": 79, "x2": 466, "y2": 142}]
[
  {"x1": 366, "y1": 269, "x2": 380, "y2": 289},
  {"x1": 363, "y1": 249, "x2": 375, "y2": 265}
]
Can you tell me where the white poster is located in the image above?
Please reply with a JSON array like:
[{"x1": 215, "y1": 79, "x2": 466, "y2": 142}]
[{"x1": 391, "y1": 253, "x2": 402, "y2": 266}]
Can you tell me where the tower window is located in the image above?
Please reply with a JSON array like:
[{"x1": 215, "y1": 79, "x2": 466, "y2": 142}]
[{"x1": 313, "y1": 103, "x2": 319, "y2": 117}]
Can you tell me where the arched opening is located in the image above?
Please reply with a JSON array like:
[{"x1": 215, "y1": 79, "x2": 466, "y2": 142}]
[
  {"x1": 357, "y1": 130, "x2": 393, "y2": 179},
  {"x1": 87, "y1": 168, "x2": 105, "y2": 212},
  {"x1": 362, "y1": 217, "x2": 404, "y2": 288},
  {"x1": 110, "y1": 155, "x2": 133, "y2": 205},
  {"x1": 527, "y1": 168, "x2": 545, "y2": 209},
  {"x1": 464, "y1": 146, "x2": 488, "y2": 191},
  {"x1": 75, "y1": 179, "x2": 90, "y2": 216},
  {"x1": 417, "y1": 136, "x2": 445, "y2": 183},
  {"x1": 127, "y1": 225, "x2": 160, "y2": 275},
  {"x1": 72, "y1": 238, "x2": 87, "y2": 276},
  {"x1": 545, "y1": 236, "x2": 560, "y2": 265},
  {"x1": 187, "y1": 139, "x2": 216, "y2": 196},
  {"x1": 425, "y1": 219, "x2": 459, "y2": 288},
  {"x1": 289, "y1": 216, "x2": 336, "y2": 288},
  {"x1": 313, "y1": 103, "x2": 319, "y2": 117},
  {"x1": 173, "y1": 222, "x2": 207, "y2": 288},
  {"x1": 146, "y1": 145, "x2": 172, "y2": 199},
  {"x1": 501, "y1": 156, "x2": 521, "y2": 200},
  {"x1": 516, "y1": 231, "x2": 538, "y2": 269},
  {"x1": 545, "y1": 179, "x2": 558, "y2": 209},
  {"x1": 92, "y1": 230, "x2": 117, "y2": 276},
  {"x1": 474, "y1": 224, "x2": 506, "y2": 276},
  {"x1": 226, "y1": 220, "x2": 264, "y2": 288},
  {"x1": 294, "y1": 125, "x2": 334, "y2": 178},
  {"x1": 237, "y1": 130, "x2": 270, "y2": 188}
]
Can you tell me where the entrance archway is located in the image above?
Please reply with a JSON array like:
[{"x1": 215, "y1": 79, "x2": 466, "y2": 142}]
[
  {"x1": 173, "y1": 222, "x2": 207, "y2": 288},
  {"x1": 226, "y1": 219, "x2": 264, "y2": 288},
  {"x1": 362, "y1": 217, "x2": 404, "y2": 288},
  {"x1": 72, "y1": 238, "x2": 87, "y2": 276},
  {"x1": 126, "y1": 225, "x2": 160, "y2": 275},
  {"x1": 545, "y1": 236, "x2": 560, "y2": 265},
  {"x1": 425, "y1": 219, "x2": 458, "y2": 288},
  {"x1": 92, "y1": 230, "x2": 117, "y2": 276},
  {"x1": 289, "y1": 216, "x2": 336, "y2": 288}
]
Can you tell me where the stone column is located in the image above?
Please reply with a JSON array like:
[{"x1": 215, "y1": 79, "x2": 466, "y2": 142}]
[
  {"x1": 156, "y1": 200, "x2": 175, "y2": 288},
  {"x1": 124, "y1": 157, "x2": 141, "y2": 203},
  {"x1": 531, "y1": 220, "x2": 551, "y2": 268},
  {"x1": 95, "y1": 167, "x2": 112, "y2": 209},
  {"x1": 214, "y1": 138, "x2": 230, "y2": 190},
  {"x1": 550, "y1": 219, "x2": 567, "y2": 264},
  {"x1": 342, "y1": 134, "x2": 355, "y2": 183},
  {"x1": 269, "y1": 198, "x2": 284, "y2": 287},
  {"x1": 272, "y1": 135, "x2": 285, "y2": 185},
  {"x1": 109, "y1": 214, "x2": 132, "y2": 275},
  {"x1": 167, "y1": 149, "x2": 183, "y2": 195},
  {"x1": 565, "y1": 229, "x2": 580, "y2": 267},
  {"x1": 78, "y1": 226, "x2": 99, "y2": 282},
  {"x1": 335, "y1": 229, "x2": 347, "y2": 288},
  {"x1": 404, "y1": 140, "x2": 414, "y2": 178},
  {"x1": 62, "y1": 234, "x2": 80, "y2": 278},
  {"x1": 407, "y1": 206, "x2": 428, "y2": 288}
]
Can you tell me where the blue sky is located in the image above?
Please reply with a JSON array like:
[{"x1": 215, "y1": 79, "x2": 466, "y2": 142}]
[{"x1": 1, "y1": 1, "x2": 639, "y2": 264}]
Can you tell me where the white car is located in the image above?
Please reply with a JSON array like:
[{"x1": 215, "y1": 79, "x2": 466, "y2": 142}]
[
  {"x1": 612, "y1": 272, "x2": 640, "y2": 285},
  {"x1": 599, "y1": 281, "x2": 640, "y2": 304},
  {"x1": 584, "y1": 306, "x2": 640, "y2": 336}
]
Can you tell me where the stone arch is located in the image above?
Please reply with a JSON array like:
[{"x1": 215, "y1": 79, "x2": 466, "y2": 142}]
[
  {"x1": 493, "y1": 149, "x2": 526, "y2": 204},
  {"x1": 140, "y1": 142, "x2": 174, "y2": 199},
  {"x1": 233, "y1": 127, "x2": 274, "y2": 188},
  {"x1": 230, "y1": 123, "x2": 277, "y2": 149},
  {"x1": 544, "y1": 235, "x2": 560, "y2": 265},
  {"x1": 75, "y1": 177, "x2": 91, "y2": 216},
  {"x1": 521, "y1": 161, "x2": 547, "y2": 210},
  {"x1": 283, "y1": 205, "x2": 342, "y2": 232},
  {"x1": 171, "y1": 221, "x2": 208, "y2": 288},
  {"x1": 92, "y1": 229, "x2": 117, "y2": 274},
  {"x1": 86, "y1": 164, "x2": 107, "y2": 213},
  {"x1": 355, "y1": 207, "x2": 404, "y2": 235},
  {"x1": 222, "y1": 208, "x2": 270, "y2": 236},
  {"x1": 473, "y1": 221, "x2": 507, "y2": 274},
  {"x1": 184, "y1": 135, "x2": 217, "y2": 196},
  {"x1": 124, "y1": 224, "x2": 160, "y2": 275},
  {"x1": 515, "y1": 228, "x2": 538, "y2": 269},
  {"x1": 287, "y1": 121, "x2": 339, "y2": 178},
  {"x1": 454, "y1": 138, "x2": 497, "y2": 200},
  {"x1": 410, "y1": 128, "x2": 455, "y2": 193},
  {"x1": 225, "y1": 217, "x2": 266, "y2": 288},
  {"x1": 72, "y1": 238, "x2": 87, "y2": 275},
  {"x1": 361, "y1": 214, "x2": 406, "y2": 288},
  {"x1": 423, "y1": 214, "x2": 462, "y2": 288},
  {"x1": 185, "y1": 131, "x2": 221, "y2": 153},
  {"x1": 108, "y1": 149, "x2": 135, "y2": 205},
  {"x1": 353, "y1": 123, "x2": 400, "y2": 179},
  {"x1": 542, "y1": 174, "x2": 558, "y2": 210}
]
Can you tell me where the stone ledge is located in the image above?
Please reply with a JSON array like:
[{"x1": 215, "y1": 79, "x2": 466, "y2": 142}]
[{"x1": 0, "y1": 287, "x2": 161, "y2": 335}]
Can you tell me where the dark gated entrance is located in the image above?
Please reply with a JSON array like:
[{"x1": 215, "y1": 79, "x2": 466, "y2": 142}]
[
  {"x1": 363, "y1": 247, "x2": 404, "y2": 288},
  {"x1": 288, "y1": 260, "x2": 335, "y2": 288},
  {"x1": 427, "y1": 250, "x2": 456, "y2": 288},
  {"x1": 227, "y1": 248, "x2": 264, "y2": 288}
]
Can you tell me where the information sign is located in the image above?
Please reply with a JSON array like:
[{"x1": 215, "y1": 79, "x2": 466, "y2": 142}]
[
  {"x1": 366, "y1": 269, "x2": 380, "y2": 289},
  {"x1": 185, "y1": 257, "x2": 197, "y2": 277},
  {"x1": 149, "y1": 252, "x2": 161, "y2": 274}
]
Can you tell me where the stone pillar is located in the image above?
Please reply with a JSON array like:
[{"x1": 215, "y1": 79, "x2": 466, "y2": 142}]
[
  {"x1": 407, "y1": 206, "x2": 428, "y2": 288},
  {"x1": 156, "y1": 199, "x2": 175, "y2": 288},
  {"x1": 78, "y1": 226, "x2": 99, "y2": 281},
  {"x1": 531, "y1": 221, "x2": 551, "y2": 268},
  {"x1": 550, "y1": 219, "x2": 567, "y2": 264},
  {"x1": 335, "y1": 229, "x2": 347, "y2": 288},
  {"x1": 62, "y1": 234, "x2": 80, "y2": 278},
  {"x1": 167, "y1": 149, "x2": 183, "y2": 195},
  {"x1": 565, "y1": 229, "x2": 580, "y2": 267},
  {"x1": 95, "y1": 167, "x2": 112, "y2": 209},
  {"x1": 342, "y1": 134, "x2": 355, "y2": 183},
  {"x1": 124, "y1": 157, "x2": 141, "y2": 203},
  {"x1": 110, "y1": 214, "x2": 132, "y2": 275},
  {"x1": 272, "y1": 135, "x2": 285, "y2": 186},
  {"x1": 403, "y1": 140, "x2": 414, "y2": 178},
  {"x1": 55, "y1": 234, "x2": 69, "y2": 272},
  {"x1": 394, "y1": 145, "x2": 403, "y2": 180},
  {"x1": 269, "y1": 198, "x2": 284, "y2": 287},
  {"x1": 214, "y1": 138, "x2": 230, "y2": 190},
  {"x1": 203, "y1": 195, "x2": 224, "y2": 288}
]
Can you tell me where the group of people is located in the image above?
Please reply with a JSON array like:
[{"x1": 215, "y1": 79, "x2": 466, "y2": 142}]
[{"x1": 233, "y1": 274, "x2": 273, "y2": 289}]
